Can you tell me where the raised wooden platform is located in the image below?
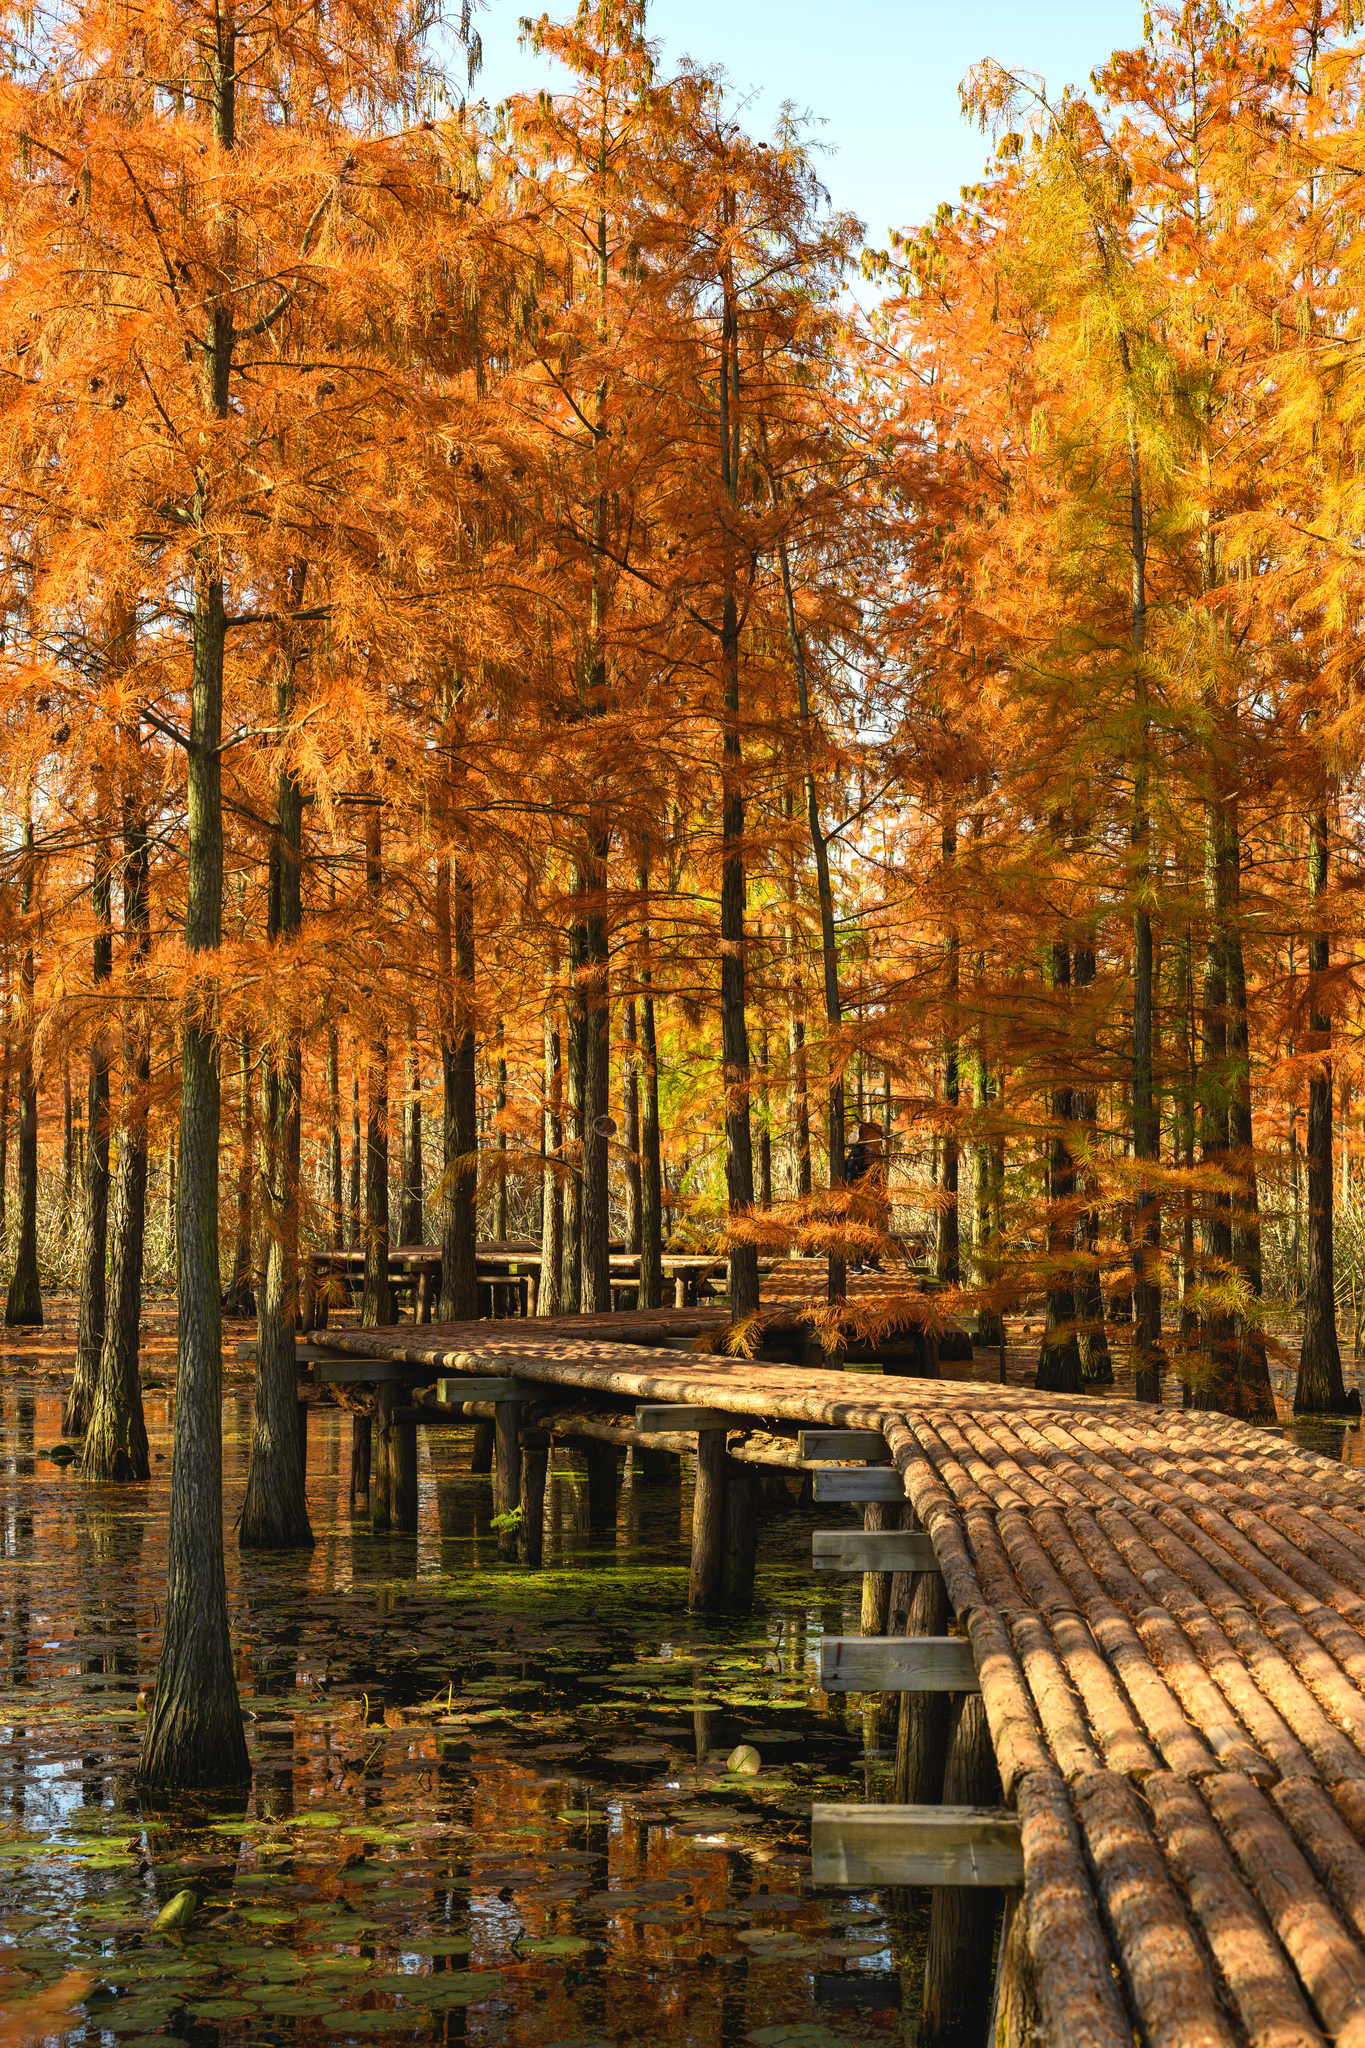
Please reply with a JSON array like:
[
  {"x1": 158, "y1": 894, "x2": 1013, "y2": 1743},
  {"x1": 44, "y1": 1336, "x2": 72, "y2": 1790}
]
[{"x1": 299, "y1": 1312, "x2": 1365, "y2": 2045}]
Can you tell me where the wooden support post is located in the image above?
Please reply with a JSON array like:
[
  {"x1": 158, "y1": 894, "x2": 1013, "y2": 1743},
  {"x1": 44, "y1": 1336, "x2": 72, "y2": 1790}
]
[
  {"x1": 638, "y1": 1445, "x2": 673, "y2": 1484},
  {"x1": 723, "y1": 1455, "x2": 758, "y2": 1613},
  {"x1": 921, "y1": 1692, "x2": 1005, "y2": 2047},
  {"x1": 896, "y1": 1564, "x2": 953, "y2": 1804},
  {"x1": 394, "y1": 1415, "x2": 419, "y2": 1534},
  {"x1": 583, "y1": 1439, "x2": 617, "y2": 1531},
  {"x1": 494, "y1": 1399, "x2": 522, "y2": 1559},
  {"x1": 519, "y1": 1430, "x2": 548, "y2": 1568},
  {"x1": 471, "y1": 1419, "x2": 494, "y2": 1474},
  {"x1": 373, "y1": 1384, "x2": 395, "y2": 1534},
  {"x1": 674, "y1": 1273, "x2": 687, "y2": 1309},
  {"x1": 689, "y1": 1428, "x2": 727, "y2": 1612},
  {"x1": 350, "y1": 1412, "x2": 371, "y2": 1513},
  {"x1": 861, "y1": 1502, "x2": 893, "y2": 1636},
  {"x1": 417, "y1": 1269, "x2": 434, "y2": 1324}
]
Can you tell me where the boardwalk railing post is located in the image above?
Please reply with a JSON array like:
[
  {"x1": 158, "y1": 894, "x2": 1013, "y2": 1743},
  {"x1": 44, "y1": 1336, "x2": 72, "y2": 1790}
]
[
  {"x1": 470, "y1": 1418, "x2": 494, "y2": 1474},
  {"x1": 921, "y1": 1690, "x2": 1005, "y2": 2047},
  {"x1": 494, "y1": 1397, "x2": 522, "y2": 1558}
]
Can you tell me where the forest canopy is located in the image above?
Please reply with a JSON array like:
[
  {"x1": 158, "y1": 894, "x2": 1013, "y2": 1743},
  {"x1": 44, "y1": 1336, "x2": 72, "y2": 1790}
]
[{"x1": 1, "y1": 0, "x2": 1362, "y2": 1484}]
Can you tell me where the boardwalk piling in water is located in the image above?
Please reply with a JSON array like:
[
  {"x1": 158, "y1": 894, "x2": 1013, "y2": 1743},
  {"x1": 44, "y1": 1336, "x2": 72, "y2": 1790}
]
[
  {"x1": 519, "y1": 1429, "x2": 548, "y2": 1566},
  {"x1": 722, "y1": 1455, "x2": 758, "y2": 1612},
  {"x1": 583, "y1": 1439, "x2": 617, "y2": 1529},
  {"x1": 690, "y1": 1428, "x2": 727, "y2": 1611},
  {"x1": 394, "y1": 1415, "x2": 418, "y2": 1533},
  {"x1": 349, "y1": 1412, "x2": 370, "y2": 1511},
  {"x1": 372, "y1": 1385, "x2": 394, "y2": 1533},
  {"x1": 895, "y1": 1558, "x2": 952, "y2": 1805},
  {"x1": 921, "y1": 1690, "x2": 1004, "y2": 2047},
  {"x1": 470, "y1": 1418, "x2": 494, "y2": 1473},
  {"x1": 494, "y1": 1398, "x2": 522, "y2": 1557}
]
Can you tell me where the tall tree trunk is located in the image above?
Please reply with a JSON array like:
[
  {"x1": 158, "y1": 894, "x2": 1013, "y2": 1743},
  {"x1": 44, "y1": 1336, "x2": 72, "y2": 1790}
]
[
  {"x1": 400, "y1": 1034, "x2": 423, "y2": 1246},
  {"x1": 563, "y1": 917, "x2": 584, "y2": 1313},
  {"x1": 1226, "y1": 810, "x2": 1276, "y2": 1419},
  {"x1": 224, "y1": 1012, "x2": 255, "y2": 1315},
  {"x1": 62, "y1": 1064, "x2": 74, "y2": 1215},
  {"x1": 66, "y1": 834, "x2": 113, "y2": 1437},
  {"x1": 348, "y1": 1067, "x2": 361, "y2": 1251},
  {"x1": 6, "y1": 808, "x2": 41, "y2": 1327},
  {"x1": 1176, "y1": 930, "x2": 1199, "y2": 1362},
  {"x1": 970, "y1": 1049, "x2": 1004, "y2": 1346},
  {"x1": 1194, "y1": 810, "x2": 1236, "y2": 1411},
  {"x1": 785, "y1": 846, "x2": 811, "y2": 1200},
  {"x1": 1297, "y1": 801, "x2": 1348, "y2": 1412},
  {"x1": 757, "y1": 1013, "x2": 772, "y2": 1209},
  {"x1": 492, "y1": 1024, "x2": 508, "y2": 1243},
  {"x1": 139, "y1": 148, "x2": 250, "y2": 1784},
  {"x1": 579, "y1": 848, "x2": 612, "y2": 1312},
  {"x1": 86, "y1": 748, "x2": 152, "y2": 1483},
  {"x1": 780, "y1": 544, "x2": 841, "y2": 1301},
  {"x1": 1072, "y1": 943, "x2": 1113, "y2": 1385},
  {"x1": 361, "y1": 800, "x2": 390, "y2": 1327},
  {"x1": 637, "y1": 841, "x2": 664, "y2": 1310},
  {"x1": 164, "y1": 1133, "x2": 176, "y2": 1262},
  {"x1": 622, "y1": 998, "x2": 641, "y2": 1254},
  {"x1": 327, "y1": 1023, "x2": 343, "y2": 1251},
  {"x1": 1126, "y1": 374, "x2": 1162, "y2": 1402},
  {"x1": 936, "y1": 814, "x2": 959, "y2": 1286},
  {"x1": 537, "y1": 987, "x2": 562, "y2": 1317},
  {"x1": 437, "y1": 854, "x2": 477, "y2": 1322},
  {"x1": 1037, "y1": 942, "x2": 1082, "y2": 1392},
  {"x1": 241, "y1": 617, "x2": 312, "y2": 1549},
  {"x1": 0, "y1": 1038, "x2": 11, "y2": 1245}
]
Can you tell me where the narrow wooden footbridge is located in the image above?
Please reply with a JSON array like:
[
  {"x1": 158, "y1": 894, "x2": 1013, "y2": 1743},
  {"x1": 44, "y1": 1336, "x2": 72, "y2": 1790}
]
[{"x1": 288, "y1": 1311, "x2": 1365, "y2": 2047}]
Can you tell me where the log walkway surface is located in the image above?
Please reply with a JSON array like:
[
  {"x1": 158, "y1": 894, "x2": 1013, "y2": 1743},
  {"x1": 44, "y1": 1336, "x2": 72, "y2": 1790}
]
[{"x1": 299, "y1": 1311, "x2": 1365, "y2": 2047}]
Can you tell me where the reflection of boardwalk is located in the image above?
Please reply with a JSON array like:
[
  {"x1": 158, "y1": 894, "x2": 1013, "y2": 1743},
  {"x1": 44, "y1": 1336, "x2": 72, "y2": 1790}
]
[{"x1": 310, "y1": 1312, "x2": 1365, "y2": 2043}]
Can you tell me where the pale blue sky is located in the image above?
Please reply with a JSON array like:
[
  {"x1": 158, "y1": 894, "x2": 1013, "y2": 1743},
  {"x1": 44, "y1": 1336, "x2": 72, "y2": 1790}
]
[{"x1": 471, "y1": 0, "x2": 1146, "y2": 251}]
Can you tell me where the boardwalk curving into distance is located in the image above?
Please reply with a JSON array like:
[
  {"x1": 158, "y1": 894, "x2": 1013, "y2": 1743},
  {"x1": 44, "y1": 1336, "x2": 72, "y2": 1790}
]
[{"x1": 296, "y1": 1313, "x2": 1365, "y2": 2047}]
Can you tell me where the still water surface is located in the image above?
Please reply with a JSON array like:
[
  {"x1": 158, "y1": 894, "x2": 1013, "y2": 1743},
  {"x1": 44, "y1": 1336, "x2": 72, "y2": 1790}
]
[{"x1": 1, "y1": 1372, "x2": 923, "y2": 2048}]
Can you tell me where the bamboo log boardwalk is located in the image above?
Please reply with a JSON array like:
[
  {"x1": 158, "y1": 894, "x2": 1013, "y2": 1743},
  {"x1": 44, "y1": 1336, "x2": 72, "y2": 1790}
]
[{"x1": 299, "y1": 1311, "x2": 1365, "y2": 2046}]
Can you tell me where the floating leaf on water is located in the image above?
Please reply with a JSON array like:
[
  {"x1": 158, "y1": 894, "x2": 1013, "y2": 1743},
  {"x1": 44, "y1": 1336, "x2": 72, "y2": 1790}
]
[
  {"x1": 152, "y1": 1889, "x2": 197, "y2": 1932},
  {"x1": 726, "y1": 1744, "x2": 762, "y2": 1775},
  {"x1": 517, "y1": 1936, "x2": 590, "y2": 1958},
  {"x1": 602, "y1": 1745, "x2": 668, "y2": 1763},
  {"x1": 189, "y1": 2000, "x2": 259, "y2": 2020}
]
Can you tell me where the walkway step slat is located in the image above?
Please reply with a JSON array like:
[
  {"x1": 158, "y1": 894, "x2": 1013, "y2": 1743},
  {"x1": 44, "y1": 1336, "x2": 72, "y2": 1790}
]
[
  {"x1": 813, "y1": 1529, "x2": 939, "y2": 1572},
  {"x1": 812, "y1": 1804, "x2": 1022, "y2": 1886},
  {"x1": 820, "y1": 1636, "x2": 978, "y2": 1692},
  {"x1": 798, "y1": 1428, "x2": 891, "y2": 1463},
  {"x1": 812, "y1": 1468, "x2": 905, "y2": 1502}
]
